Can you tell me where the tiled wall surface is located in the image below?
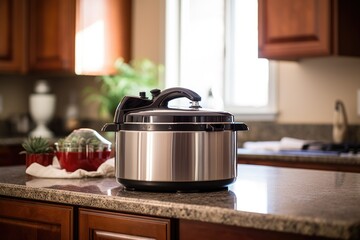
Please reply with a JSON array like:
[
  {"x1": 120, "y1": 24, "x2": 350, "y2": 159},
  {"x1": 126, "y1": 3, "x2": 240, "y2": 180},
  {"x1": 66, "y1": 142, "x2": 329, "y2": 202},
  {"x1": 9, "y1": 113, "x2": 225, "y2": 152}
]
[{"x1": 238, "y1": 122, "x2": 360, "y2": 147}]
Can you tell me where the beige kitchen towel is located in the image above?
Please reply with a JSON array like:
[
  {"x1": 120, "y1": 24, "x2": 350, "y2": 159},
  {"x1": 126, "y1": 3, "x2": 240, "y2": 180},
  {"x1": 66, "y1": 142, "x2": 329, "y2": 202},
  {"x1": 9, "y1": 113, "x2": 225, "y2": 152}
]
[
  {"x1": 25, "y1": 157, "x2": 115, "y2": 178},
  {"x1": 279, "y1": 137, "x2": 313, "y2": 150},
  {"x1": 243, "y1": 137, "x2": 313, "y2": 151}
]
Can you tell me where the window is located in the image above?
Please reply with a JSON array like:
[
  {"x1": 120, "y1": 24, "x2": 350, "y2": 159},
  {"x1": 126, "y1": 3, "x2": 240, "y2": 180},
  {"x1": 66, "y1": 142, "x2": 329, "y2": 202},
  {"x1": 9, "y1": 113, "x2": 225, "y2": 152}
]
[{"x1": 165, "y1": 0, "x2": 277, "y2": 120}]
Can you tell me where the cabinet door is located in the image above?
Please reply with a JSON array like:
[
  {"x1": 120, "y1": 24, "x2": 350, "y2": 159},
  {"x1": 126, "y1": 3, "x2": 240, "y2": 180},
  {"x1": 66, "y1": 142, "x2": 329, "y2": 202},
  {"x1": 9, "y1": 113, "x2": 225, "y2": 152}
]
[
  {"x1": 0, "y1": 0, "x2": 26, "y2": 73},
  {"x1": 0, "y1": 198, "x2": 73, "y2": 240},
  {"x1": 179, "y1": 219, "x2": 329, "y2": 240},
  {"x1": 0, "y1": 144, "x2": 25, "y2": 166},
  {"x1": 79, "y1": 209, "x2": 170, "y2": 240},
  {"x1": 28, "y1": 0, "x2": 75, "y2": 72},
  {"x1": 258, "y1": 0, "x2": 331, "y2": 60},
  {"x1": 75, "y1": 0, "x2": 132, "y2": 75}
]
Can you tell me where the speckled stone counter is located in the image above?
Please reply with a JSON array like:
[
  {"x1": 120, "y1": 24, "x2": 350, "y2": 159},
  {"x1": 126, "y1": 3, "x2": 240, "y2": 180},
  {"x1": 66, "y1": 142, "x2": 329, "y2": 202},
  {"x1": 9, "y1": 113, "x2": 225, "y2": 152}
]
[{"x1": 0, "y1": 164, "x2": 359, "y2": 239}]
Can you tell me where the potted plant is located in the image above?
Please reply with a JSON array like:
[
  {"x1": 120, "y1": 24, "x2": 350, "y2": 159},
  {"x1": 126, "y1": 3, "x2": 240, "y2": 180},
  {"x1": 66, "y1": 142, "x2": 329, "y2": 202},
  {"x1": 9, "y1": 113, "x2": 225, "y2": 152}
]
[
  {"x1": 20, "y1": 137, "x2": 54, "y2": 168},
  {"x1": 84, "y1": 58, "x2": 163, "y2": 120}
]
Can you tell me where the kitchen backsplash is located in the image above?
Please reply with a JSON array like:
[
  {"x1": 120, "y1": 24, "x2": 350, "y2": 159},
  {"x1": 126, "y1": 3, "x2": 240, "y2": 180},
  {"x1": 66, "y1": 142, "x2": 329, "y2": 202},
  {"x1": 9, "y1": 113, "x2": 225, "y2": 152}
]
[{"x1": 237, "y1": 121, "x2": 360, "y2": 147}]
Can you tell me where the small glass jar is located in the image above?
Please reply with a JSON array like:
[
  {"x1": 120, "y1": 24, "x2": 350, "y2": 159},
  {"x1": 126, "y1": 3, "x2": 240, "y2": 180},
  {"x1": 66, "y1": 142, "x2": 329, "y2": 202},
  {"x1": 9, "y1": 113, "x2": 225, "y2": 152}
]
[{"x1": 55, "y1": 128, "x2": 112, "y2": 172}]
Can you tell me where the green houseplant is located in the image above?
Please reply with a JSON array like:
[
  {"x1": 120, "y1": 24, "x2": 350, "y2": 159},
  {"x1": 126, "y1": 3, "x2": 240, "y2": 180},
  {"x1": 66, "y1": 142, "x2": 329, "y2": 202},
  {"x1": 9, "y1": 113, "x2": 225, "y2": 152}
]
[
  {"x1": 20, "y1": 137, "x2": 54, "y2": 168},
  {"x1": 85, "y1": 58, "x2": 163, "y2": 120}
]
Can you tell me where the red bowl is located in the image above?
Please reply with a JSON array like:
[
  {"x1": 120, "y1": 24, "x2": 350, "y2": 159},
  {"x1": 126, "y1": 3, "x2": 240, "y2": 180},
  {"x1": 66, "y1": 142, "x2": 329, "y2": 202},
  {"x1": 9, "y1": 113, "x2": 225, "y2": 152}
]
[
  {"x1": 26, "y1": 153, "x2": 54, "y2": 168},
  {"x1": 56, "y1": 150, "x2": 111, "y2": 172}
]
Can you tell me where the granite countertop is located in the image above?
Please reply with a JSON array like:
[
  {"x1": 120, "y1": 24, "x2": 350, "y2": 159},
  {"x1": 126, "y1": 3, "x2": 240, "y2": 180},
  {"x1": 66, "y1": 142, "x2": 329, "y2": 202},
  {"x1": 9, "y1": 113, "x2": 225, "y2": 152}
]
[
  {"x1": 0, "y1": 165, "x2": 359, "y2": 239},
  {"x1": 238, "y1": 148, "x2": 360, "y2": 166}
]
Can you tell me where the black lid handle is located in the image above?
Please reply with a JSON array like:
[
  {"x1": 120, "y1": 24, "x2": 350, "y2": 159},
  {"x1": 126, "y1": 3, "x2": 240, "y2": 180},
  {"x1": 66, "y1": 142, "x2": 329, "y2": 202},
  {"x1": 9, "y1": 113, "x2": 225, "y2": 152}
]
[
  {"x1": 152, "y1": 87, "x2": 201, "y2": 107},
  {"x1": 102, "y1": 87, "x2": 203, "y2": 131}
]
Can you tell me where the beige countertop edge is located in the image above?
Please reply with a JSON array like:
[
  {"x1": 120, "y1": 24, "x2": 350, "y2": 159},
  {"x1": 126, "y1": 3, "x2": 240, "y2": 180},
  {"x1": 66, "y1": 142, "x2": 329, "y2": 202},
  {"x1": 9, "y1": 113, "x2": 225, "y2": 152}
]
[{"x1": 0, "y1": 182, "x2": 358, "y2": 239}]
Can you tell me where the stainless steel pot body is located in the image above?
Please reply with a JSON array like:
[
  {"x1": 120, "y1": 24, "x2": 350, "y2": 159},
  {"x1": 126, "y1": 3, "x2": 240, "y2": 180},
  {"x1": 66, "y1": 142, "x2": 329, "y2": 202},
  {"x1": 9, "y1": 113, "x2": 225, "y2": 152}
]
[
  {"x1": 102, "y1": 87, "x2": 248, "y2": 190},
  {"x1": 115, "y1": 130, "x2": 237, "y2": 182}
]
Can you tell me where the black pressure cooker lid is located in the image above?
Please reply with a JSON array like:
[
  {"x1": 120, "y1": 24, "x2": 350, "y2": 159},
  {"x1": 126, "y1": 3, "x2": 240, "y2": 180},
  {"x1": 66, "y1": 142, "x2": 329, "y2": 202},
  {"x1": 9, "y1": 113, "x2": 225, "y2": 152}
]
[{"x1": 102, "y1": 88, "x2": 248, "y2": 132}]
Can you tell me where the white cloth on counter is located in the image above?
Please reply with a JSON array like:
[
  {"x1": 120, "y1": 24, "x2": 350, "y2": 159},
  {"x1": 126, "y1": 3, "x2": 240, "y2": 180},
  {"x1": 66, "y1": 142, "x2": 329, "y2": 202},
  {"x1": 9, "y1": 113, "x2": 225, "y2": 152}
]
[
  {"x1": 25, "y1": 157, "x2": 115, "y2": 178},
  {"x1": 243, "y1": 137, "x2": 313, "y2": 151},
  {"x1": 25, "y1": 176, "x2": 118, "y2": 193}
]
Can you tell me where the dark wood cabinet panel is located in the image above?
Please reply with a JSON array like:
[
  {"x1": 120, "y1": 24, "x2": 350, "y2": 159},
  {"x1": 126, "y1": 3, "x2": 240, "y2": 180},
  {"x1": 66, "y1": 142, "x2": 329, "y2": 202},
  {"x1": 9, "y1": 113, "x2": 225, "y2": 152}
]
[
  {"x1": 258, "y1": 0, "x2": 330, "y2": 59},
  {"x1": 258, "y1": 0, "x2": 360, "y2": 60},
  {"x1": 0, "y1": 198, "x2": 73, "y2": 240},
  {"x1": 0, "y1": 144, "x2": 25, "y2": 166},
  {"x1": 179, "y1": 219, "x2": 331, "y2": 240},
  {"x1": 75, "y1": 0, "x2": 132, "y2": 75},
  {"x1": 0, "y1": 0, "x2": 27, "y2": 73},
  {"x1": 79, "y1": 209, "x2": 170, "y2": 240},
  {"x1": 335, "y1": 1, "x2": 360, "y2": 56},
  {"x1": 0, "y1": 0, "x2": 131, "y2": 74},
  {"x1": 28, "y1": 0, "x2": 75, "y2": 72},
  {"x1": 0, "y1": 196, "x2": 345, "y2": 240}
]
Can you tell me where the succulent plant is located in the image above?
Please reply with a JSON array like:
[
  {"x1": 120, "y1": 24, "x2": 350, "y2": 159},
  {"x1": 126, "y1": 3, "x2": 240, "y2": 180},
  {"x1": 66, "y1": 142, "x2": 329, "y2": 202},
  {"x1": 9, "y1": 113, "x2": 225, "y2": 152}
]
[
  {"x1": 56, "y1": 136, "x2": 103, "y2": 151},
  {"x1": 20, "y1": 137, "x2": 53, "y2": 154}
]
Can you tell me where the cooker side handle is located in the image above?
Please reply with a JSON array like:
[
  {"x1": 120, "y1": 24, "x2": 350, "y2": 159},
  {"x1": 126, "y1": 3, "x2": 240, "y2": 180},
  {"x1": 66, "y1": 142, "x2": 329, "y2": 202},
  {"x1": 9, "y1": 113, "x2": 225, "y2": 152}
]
[
  {"x1": 231, "y1": 122, "x2": 249, "y2": 131},
  {"x1": 101, "y1": 123, "x2": 120, "y2": 132}
]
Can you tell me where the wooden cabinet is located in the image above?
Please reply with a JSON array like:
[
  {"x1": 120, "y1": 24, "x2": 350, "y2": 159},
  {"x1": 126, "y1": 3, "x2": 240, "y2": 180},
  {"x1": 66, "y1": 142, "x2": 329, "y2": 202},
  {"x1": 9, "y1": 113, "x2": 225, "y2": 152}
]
[
  {"x1": 79, "y1": 209, "x2": 171, "y2": 240},
  {"x1": 28, "y1": 0, "x2": 75, "y2": 72},
  {"x1": 0, "y1": 0, "x2": 74, "y2": 73},
  {"x1": 0, "y1": 198, "x2": 73, "y2": 240},
  {"x1": 75, "y1": 0, "x2": 132, "y2": 75},
  {"x1": 0, "y1": 196, "x2": 339, "y2": 240},
  {"x1": 0, "y1": 0, "x2": 131, "y2": 74},
  {"x1": 0, "y1": 198, "x2": 170, "y2": 240},
  {"x1": 0, "y1": 144, "x2": 25, "y2": 166},
  {"x1": 0, "y1": 0, "x2": 27, "y2": 73},
  {"x1": 258, "y1": 0, "x2": 360, "y2": 60},
  {"x1": 179, "y1": 219, "x2": 331, "y2": 240}
]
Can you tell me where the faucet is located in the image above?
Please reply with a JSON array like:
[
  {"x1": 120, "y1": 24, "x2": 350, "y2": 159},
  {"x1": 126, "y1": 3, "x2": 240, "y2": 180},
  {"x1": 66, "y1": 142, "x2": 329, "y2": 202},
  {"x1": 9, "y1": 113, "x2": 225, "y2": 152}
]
[{"x1": 332, "y1": 100, "x2": 348, "y2": 144}]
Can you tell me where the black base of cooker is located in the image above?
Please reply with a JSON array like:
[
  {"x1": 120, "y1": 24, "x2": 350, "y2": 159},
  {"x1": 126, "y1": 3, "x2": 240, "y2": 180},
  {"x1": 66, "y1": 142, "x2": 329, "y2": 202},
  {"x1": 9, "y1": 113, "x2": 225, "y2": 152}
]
[{"x1": 118, "y1": 178, "x2": 236, "y2": 192}]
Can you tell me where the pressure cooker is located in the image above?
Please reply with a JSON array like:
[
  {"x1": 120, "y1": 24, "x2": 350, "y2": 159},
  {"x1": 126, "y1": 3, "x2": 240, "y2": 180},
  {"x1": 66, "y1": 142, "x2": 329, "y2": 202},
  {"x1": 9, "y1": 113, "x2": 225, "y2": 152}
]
[{"x1": 102, "y1": 87, "x2": 248, "y2": 191}]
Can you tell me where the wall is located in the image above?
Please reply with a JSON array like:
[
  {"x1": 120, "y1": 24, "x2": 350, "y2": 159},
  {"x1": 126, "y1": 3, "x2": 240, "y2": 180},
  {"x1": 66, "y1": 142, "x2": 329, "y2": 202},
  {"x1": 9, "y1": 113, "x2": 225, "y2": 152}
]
[
  {"x1": 0, "y1": 76, "x2": 33, "y2": 120},
  {"x1": 277, "y1": 57, "x2": 360, "y2": 124},
  {"x1": 131, "y1": 0, "x2": 165, "y2": 63},
  {"x1": 0, "y1": 75, "x2": 99, "y2": 120}
]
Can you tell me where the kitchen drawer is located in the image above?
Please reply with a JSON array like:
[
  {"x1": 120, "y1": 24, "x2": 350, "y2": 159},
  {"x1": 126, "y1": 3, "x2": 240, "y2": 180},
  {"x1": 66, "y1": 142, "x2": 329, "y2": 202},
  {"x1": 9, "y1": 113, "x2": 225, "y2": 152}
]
[{"x1": 79, "y1": 208, "x2": 171, "y2": 240}]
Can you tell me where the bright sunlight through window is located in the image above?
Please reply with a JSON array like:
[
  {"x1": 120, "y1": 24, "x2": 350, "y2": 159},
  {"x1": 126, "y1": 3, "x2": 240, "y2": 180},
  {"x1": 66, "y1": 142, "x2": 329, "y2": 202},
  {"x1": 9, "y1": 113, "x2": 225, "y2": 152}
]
[
  {"x1": 75, "y1": 20, "x2": 105, "y2": 74},
  {"x1": 226, "y1": 0, "x2": 269, "y2": 107},
  {"x1": 165, "y1": 0, "x2": 277, "y2": 120}
]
